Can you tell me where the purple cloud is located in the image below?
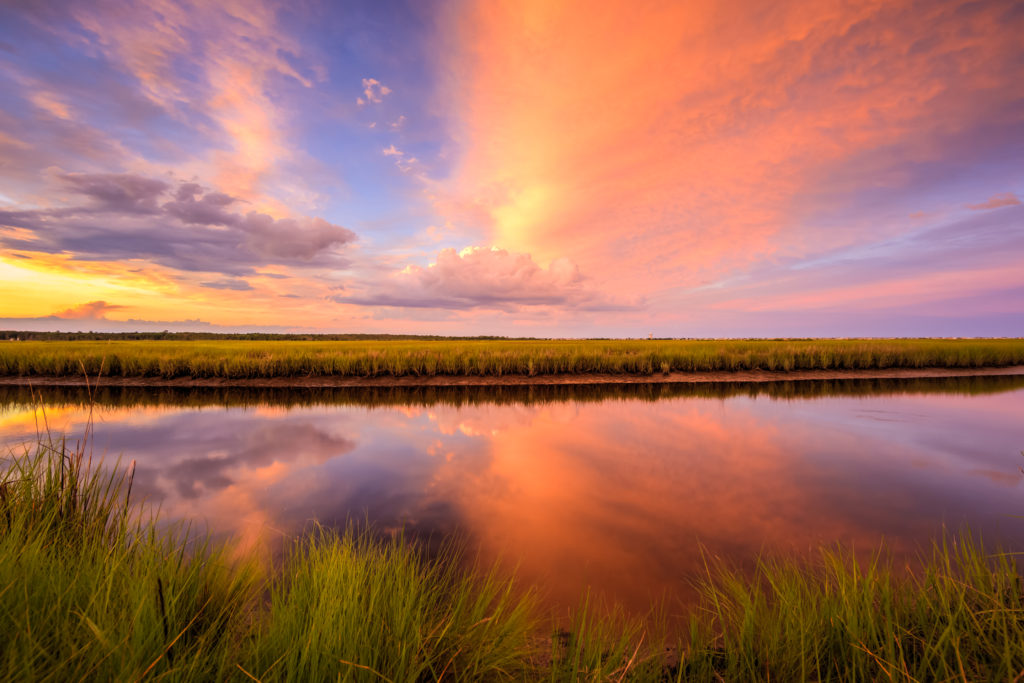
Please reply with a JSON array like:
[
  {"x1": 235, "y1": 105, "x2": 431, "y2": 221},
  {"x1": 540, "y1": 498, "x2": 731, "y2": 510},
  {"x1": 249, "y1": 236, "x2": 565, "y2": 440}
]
[
  {"x1": 58, "y1": 172, "x2": 169, "y2": 213},
  {"x1": 200, "y1": 278, "x2": 253, "y2": 291},
  {"x1": 0, "y1": 173, "x2": 357, "y2": 276}
]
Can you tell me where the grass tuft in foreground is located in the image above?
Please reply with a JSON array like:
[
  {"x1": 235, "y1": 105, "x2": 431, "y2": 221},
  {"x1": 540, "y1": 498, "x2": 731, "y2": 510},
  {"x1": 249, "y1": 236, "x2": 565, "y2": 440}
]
[
  {"x1": 0, "y1": 433, "x2": 259, "y2": 680},
  {"x1": 0, "y1": 436, "x2": 539, "y2": 681},
  {"x1": 245, "y1": 526, "x2": 535, "y2": 682},
  {"x1": 3, "y1": 436, "x2": 1024, "y2": 680},
  {"x1": 681, "y1": 541, "x2": 1024, "y2": 681}
]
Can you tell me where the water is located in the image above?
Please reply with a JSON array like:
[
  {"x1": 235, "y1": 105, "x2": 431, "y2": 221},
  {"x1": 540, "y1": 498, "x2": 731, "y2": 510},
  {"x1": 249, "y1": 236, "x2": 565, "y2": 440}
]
[{"x1": 2, "y1": 377, "x2": 1023, "y2": 618}]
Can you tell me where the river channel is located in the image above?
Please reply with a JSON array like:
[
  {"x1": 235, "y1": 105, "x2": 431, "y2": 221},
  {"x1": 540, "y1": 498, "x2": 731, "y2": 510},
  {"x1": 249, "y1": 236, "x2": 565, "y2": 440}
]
[{"x1": 2, "y1": 376, "x2": 1023, "y2": 619}]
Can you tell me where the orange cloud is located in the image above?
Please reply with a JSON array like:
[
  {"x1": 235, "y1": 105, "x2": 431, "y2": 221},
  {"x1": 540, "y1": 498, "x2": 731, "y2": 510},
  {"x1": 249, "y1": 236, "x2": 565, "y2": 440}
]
[
  {"x1": 422, "y1": 397, "x2": 968, "y2": 613},
  {"x1": 28, "y1": 91, "x2": 73, "y2": 120},
  {"x1": 53, "y1": 300, "x2": 124, "y2": 320},
  {"x1": 968, "y1": 192, "x2": 1021, "y2": 210},
  {"x1": 438, "y1": 0, "x2": 1023, "y2": 301}
]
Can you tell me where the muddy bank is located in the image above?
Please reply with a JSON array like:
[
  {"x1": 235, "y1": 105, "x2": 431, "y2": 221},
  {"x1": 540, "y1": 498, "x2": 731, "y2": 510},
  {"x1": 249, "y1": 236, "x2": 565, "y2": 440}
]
[{"x1": 1, "y1": 365, "x2": 1023, "y2": 388}]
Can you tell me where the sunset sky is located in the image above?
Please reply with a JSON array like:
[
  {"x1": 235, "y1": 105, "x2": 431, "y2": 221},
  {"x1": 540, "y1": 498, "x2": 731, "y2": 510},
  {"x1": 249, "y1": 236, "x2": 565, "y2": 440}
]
[{"x1": 1, "y1": 0, "x2": 1021, "y2": 337}]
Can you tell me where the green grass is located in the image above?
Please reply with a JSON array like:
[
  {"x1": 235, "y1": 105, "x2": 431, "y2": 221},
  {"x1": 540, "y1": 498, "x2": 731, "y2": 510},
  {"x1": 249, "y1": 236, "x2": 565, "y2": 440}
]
[
  {"x1": 0, "y1": 436, "x2": 539, "y2": 681},
  {"x1": 247, "y1": 527, "x2": 535, "y2": 682},
  {"x1": 3, "y1": 436, "x2": 1024, "y2": 680},
  {"x1": 0, "y1": 434, "x2": 259, "y2": 680},
  {"x1": 2, "y1": 338, "x2": 1024, "y2": 380},
  {"x1": 680, "y1": 540, "x2": 1024, "y2": 681}
]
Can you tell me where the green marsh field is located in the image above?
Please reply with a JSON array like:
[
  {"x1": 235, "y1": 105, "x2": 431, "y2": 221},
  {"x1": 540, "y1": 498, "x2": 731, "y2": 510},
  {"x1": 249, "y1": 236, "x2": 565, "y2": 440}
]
[{"x1": 2, "y1": 338, "x2": 1024, "y2": 380}]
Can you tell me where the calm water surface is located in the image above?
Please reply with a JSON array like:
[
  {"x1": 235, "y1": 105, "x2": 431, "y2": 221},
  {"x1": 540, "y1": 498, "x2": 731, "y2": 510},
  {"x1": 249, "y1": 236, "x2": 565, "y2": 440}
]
[{"x1": 2, "y1": 378, "x2": 1023, "y2": 618}]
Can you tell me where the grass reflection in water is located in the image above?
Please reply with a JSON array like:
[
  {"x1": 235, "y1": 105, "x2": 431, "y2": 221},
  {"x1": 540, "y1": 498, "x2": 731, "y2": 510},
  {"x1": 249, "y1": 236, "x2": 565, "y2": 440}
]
[{"x1": 3, "y1": 373, "x2": 1024, "y2": 411}]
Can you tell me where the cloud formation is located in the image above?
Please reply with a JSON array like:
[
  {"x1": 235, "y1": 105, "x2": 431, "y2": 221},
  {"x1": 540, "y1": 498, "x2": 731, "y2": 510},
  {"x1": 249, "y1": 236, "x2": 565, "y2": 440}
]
[
  {"x1": 60, "y1": 173, "x2": 170, "y2": 214},
  {"x1": 0, "y1": 313, "x2": 311, "y2": 334},
  {"x1": 53, "y1": 300, "x2": 124, "y2": 320},
  {"x1": 63, "y1": 0, "x2": 324, "y2": 205},
  {"x1": 967, "y1": 193, "x2": 1021, "y2": 211},
  {"x1": 0, "y1": 0, "x2": 1021, "y2": 335},
  {"x1": 439, "y1": 0, "x2": 1024, "y2": 306},
  {"x1": 0, "y1": 173, "x2": 356, "y2": 276},
  {"x1": 339, "y1": 246, "x2": 635, "y2": 311},
  {"x1": 357, "y1": 77, "x2": 391, "y2": 105}
]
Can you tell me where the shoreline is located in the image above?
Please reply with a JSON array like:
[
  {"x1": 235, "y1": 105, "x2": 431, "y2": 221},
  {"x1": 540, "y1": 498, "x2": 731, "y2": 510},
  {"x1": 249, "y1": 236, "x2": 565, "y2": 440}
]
[{"x1": 2, "y1": 364, "x2": 1023, "y2": 388}]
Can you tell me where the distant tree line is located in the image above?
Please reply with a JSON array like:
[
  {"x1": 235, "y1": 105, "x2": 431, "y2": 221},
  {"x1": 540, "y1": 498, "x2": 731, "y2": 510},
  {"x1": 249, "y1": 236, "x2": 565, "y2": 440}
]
[{"x1": 0, "y1": 331, "x2": 527, "y2": 342}]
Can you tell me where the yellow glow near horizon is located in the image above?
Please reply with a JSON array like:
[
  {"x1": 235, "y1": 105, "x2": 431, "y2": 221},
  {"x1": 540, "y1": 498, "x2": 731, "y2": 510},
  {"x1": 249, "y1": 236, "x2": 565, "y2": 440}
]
[
  {"x1": 0, "y1": 251, "x2": 351, "y2": 328},
  {"x1": 0, "y1": 257, "x2": 149, "y2": 317}
]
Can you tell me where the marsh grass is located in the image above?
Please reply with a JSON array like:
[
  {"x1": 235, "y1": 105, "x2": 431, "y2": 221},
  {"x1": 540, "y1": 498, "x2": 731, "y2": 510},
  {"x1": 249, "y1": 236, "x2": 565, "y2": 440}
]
[
  {"x1": 2, "y1": 338, "x2": 1024, "y2": 380},
  {"x1": 3, "y1": 433, "x2": 1024, "y2": 680},
  {"x1": 0, "y1": 430, "x2": 260, "y2": 680},
  {"x1": 0, "y1": 435, "x2": 541, "y2": 681},
  {"x1": 244, "y1": 525, "x2": 537, "y2": 682},
  {"x1": 544, "y1": 593, "x2": 665, "y2": 682},
  {"x1": 679, "y1": 539, "x2": 1024, "y2": 681}
]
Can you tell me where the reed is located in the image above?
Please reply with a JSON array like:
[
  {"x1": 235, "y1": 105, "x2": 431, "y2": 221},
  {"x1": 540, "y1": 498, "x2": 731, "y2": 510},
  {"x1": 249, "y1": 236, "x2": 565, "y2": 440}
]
[
  {"x1": 0, "y1": 433, "x2": 259, "y2": 680},
  {"x1": 2, "y1": 338, "x2": 1023, "y2": 380},
  {"x1": 245, "y1": 526, "x2": 535, "y2": 682},
  {"x1": 0, "y1": 436, "x2": 540, "y2": 681},
  {"x1": 678, "y1": 538, "x2": 1024, "y2": 681}
]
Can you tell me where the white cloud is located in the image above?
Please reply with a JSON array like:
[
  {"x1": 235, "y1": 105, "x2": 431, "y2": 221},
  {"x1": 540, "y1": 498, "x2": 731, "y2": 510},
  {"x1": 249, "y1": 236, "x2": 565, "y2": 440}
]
[{"x1": 336, "y1": 246, "x2": 638, "y2": 311}]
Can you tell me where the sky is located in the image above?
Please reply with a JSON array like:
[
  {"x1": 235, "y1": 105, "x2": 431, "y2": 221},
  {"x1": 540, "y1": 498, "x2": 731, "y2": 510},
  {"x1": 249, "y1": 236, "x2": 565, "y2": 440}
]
[{"x1": 0, "y1": 0, "x2": 1021, "y2": 337}]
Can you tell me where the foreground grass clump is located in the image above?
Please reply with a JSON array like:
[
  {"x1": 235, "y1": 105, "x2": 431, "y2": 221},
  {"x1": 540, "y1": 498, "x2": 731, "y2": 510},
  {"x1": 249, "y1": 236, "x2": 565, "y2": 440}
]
[
  {"x1": 245, "y1": 527, "x2": 535, "y2": 682},
  {"x1": 0, "y1": 437, "x2": 542, "y2": 681},
  {"x1": 3, "y1": 437, "x2": 1024, "y2": 681},
  {"x1": 2, "y1": 338, "x2": 1024, "y2": 380},
  {"x1": 0, "y1": 436, "x2": 259, "y2": 680},
  {"x1": 684, "y1": 542, "x2": 1024, "y2": 681}
]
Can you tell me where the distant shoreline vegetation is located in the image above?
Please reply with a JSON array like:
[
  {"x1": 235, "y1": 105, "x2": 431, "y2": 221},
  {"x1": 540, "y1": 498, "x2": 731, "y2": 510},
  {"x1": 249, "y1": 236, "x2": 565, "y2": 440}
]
[
  {"x1": 2, "y1": 331, "x2": 1020, "y2": 342},
  {"x1": 1, "y1": 338, "x2": 1023, "y2": 380}
]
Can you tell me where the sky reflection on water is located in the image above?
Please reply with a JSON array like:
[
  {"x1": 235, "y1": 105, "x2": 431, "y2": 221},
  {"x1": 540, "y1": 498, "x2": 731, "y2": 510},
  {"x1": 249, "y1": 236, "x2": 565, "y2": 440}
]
[{"x1": 1, "y1": 378, "x2": 1022, "y2": 616}]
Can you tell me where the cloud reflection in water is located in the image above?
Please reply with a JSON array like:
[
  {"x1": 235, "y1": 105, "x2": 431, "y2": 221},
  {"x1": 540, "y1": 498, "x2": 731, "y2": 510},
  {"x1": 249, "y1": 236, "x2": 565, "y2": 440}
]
[{"x1": 1, "y1": 380, "x2": 1022, "y2": 615}]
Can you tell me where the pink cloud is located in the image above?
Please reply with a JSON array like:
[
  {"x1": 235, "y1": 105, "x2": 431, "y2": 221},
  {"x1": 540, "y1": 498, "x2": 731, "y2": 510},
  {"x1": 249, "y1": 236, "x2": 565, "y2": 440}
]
[
  {"x1": 338, "y1": 246, "x2": 635, "y2": 311},
  {"x1": 437, "y1": 0, "x2": 1024, "y2": 305},
  {"x1": 357, "y1": 77, "x2": 391, "y2": 105},
  {"x1": 29, "y1": 91, "x2": 73, "y2": 120},
  {"x1": 67, "y1": 0, "x2": 322, "y2": 207},
  {"x1": 967, "y1": 192, "x2": 1021, "y2": 210}
]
